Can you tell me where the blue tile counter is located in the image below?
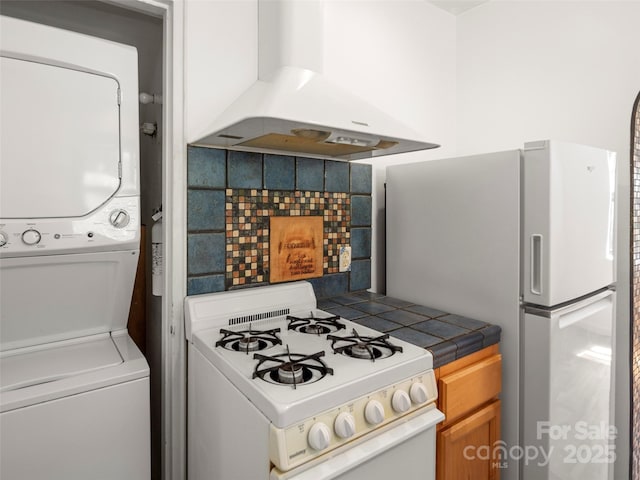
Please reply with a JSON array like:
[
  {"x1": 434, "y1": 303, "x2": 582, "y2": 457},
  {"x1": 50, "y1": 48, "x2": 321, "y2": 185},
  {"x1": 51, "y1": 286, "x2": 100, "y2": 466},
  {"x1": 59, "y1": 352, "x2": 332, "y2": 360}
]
[{"x1": 318, "y1": 291, "x2": 501, "y2": 368}]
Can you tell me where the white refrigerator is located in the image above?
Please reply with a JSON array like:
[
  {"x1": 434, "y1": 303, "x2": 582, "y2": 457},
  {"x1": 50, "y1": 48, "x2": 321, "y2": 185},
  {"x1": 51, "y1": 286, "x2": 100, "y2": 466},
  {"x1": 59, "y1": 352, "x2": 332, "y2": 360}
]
[{"x1": 386, "y1": 140, "x2": 616, "y2": 480}]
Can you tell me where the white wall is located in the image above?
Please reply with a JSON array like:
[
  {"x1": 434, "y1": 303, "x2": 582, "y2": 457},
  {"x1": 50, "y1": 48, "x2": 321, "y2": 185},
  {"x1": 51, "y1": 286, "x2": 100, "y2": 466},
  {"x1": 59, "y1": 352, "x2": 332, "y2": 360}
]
[
  {"x1": 184, "y1": 0, "x2": 457, "y2": 146},
  {"x1": 457, "y1": 2, "x2": 640, "y2": 479},
  {"x1": 323, "y1": 0, "x2": 458, "y2": 293},
  {"x1": 184, "y1": 0, "x2": 459, "y2": 293},
  {"x1": 185, "y1": 0, "x2": 257, "y2": 144}
]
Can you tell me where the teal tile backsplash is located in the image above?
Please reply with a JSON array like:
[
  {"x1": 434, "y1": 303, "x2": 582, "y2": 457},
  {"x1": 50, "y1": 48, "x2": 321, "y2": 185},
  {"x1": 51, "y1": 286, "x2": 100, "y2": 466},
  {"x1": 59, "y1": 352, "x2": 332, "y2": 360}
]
[
  {"x1": 325, "y1": 160, "x2": 350, "y2": 192},
  {"x1": 227, "y1": 151, "x2": 262, "y2": 188},
  {"x1": 351, "y1": 196, "x2": 372, "y2": 226},
  {"x1": 296, "y1": 157, "x2": 324, "y2": 191},
  {"x1": 264, "y1": 154, "x2": 295, "y2": 190},
  {"x1": 186, "y1": 146, "x2": 372, "y2": 296},
  {"x1": 187, "y1": 146, "x2": 225, "y2": 188},
  {"x1": 187, "y1": 189, "x2": 225, "y2": 231}
]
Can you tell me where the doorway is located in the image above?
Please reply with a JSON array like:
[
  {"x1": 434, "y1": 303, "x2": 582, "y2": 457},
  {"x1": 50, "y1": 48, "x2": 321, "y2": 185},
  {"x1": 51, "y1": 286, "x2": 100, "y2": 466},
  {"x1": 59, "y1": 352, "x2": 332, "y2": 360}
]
[{"x1": 0, "y1": 2, "x2": 182, "y2": 478}]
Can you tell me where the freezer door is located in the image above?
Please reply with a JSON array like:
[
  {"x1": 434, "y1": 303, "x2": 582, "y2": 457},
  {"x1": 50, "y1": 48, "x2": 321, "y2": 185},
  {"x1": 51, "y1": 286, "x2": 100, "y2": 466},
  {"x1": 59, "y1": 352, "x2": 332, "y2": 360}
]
[
  {"x1": 521, "y1": 289, "x2": 615, "y2": 480},
  {"x1": 523, "y1": 140, "x2": 616, "y2": 306}
]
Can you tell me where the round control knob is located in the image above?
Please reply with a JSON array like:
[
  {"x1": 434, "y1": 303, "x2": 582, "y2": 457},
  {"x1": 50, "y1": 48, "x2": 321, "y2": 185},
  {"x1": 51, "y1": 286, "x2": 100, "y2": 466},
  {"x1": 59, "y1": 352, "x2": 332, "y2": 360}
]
[
  {"x1": 109, "y1": 209, "x2": 130, "y2": 228},
  {"x1": 308, "y1": 422, "x2": 331, "y2": 451},
  {"x1": 22, "y1": 229, "x2": 41, "y2": 245},
  {"x1": 364, "y1": 400, "x2": 385, "y2": 425},
  {"x1": 409, "y1": 382, "x2": 429, "y2": 405},
  {"x1": 391, "y1": 390, "x2": 411, "y2": 413},
  {"x1": 0, "y1": 232, "x2": 7, "y2": 247},
  {"x1": 334, "y1": 412, "x2": 356, "y2": 439}
]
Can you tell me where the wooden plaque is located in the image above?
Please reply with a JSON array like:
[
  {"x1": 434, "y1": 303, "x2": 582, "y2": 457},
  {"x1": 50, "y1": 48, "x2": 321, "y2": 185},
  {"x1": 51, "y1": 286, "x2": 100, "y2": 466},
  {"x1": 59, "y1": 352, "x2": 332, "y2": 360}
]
[{"x1": 270, "y1": 216, "x2": 323, "y2": 283}]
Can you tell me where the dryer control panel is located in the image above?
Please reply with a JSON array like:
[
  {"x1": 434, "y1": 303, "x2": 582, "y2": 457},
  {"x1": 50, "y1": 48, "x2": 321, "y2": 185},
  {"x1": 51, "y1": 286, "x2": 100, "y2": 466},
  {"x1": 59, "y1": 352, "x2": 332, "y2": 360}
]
[{"x1": 0, "y1": 196, "x2": 139, "y2": 257}]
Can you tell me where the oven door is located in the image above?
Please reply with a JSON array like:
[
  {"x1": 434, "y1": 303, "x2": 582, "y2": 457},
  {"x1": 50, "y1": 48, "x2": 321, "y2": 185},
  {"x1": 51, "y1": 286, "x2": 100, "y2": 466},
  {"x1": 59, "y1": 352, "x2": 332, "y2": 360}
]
[{"x1": 271, "y1": 407, "x2": 444, "y2": 480}]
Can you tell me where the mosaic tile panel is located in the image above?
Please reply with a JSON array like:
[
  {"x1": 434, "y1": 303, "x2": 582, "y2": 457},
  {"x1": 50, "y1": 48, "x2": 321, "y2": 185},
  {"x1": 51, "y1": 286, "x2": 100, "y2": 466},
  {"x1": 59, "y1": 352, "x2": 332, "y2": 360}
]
[
  {"x1": 186, "y1": 145, "x2": 372, "y2": 296},
  {"x1": 225, "y1": 189, "x2": 350, "y2": 288},
  {"x1": 632, "y1": 93, "x2": 640, "y2": 480}
]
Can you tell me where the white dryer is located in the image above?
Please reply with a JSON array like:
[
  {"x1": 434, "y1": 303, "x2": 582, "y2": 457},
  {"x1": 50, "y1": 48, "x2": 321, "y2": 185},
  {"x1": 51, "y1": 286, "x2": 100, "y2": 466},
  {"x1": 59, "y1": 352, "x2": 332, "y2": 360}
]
[{"x1": 0, "y1": 16, "x2": 150, "y2": 479}]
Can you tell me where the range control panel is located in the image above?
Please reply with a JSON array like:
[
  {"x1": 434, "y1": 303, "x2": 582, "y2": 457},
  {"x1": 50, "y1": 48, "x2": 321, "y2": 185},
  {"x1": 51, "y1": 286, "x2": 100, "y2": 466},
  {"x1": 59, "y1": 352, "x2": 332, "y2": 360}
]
[
  {"x1": 269, "y1": 370, "x2": 438, "y2": 472},
  {"x1": 0, "y1": 196, "x2": 139, "y2": 257}
]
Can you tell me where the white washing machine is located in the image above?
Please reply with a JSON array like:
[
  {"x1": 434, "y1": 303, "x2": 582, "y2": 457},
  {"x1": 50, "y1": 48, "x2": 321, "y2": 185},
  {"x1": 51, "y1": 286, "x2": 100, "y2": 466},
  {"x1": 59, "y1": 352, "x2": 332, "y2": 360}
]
[{"x1": 0, "y1": 16, "x2": 150, "y2": 479}]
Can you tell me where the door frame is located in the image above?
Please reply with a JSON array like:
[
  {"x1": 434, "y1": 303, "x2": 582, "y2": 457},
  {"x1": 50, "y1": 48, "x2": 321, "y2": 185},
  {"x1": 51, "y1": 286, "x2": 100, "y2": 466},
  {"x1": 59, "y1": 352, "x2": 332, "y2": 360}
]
[
  {"x1": 630, "y1": 90, "x2": 640, "y2": 480},
  {"x1": 108, "y1": 1, "x2": 186, "y2": 478}
]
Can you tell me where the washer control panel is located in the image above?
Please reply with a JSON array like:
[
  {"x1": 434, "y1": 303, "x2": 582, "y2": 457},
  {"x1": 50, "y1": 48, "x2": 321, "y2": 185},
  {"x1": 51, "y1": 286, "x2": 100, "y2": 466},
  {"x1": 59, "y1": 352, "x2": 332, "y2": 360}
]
[
  {"x1": 269, "y1": 370, "x2": 438, "y2": 471},
  {"x1": 0, "y1": 196, "x2": 139, "y2": 257}
]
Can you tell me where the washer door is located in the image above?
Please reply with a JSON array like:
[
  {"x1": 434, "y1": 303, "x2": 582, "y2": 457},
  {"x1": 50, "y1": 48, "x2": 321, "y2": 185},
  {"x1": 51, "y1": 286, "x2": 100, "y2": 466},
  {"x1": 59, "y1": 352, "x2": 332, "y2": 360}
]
[
  {"x1": 0, "y1": 335, "x2": 122, "y2": 394},
  {"x1": 0, "y1": 250, "x2": 139, "y2": 351},
  {"x1": 0, "y1": 56, "x2": 121, "y2": 218}
]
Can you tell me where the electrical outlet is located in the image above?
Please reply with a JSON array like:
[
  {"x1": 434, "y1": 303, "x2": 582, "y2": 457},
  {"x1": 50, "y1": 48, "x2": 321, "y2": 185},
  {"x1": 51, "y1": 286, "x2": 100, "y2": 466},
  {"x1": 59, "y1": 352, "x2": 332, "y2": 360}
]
[{"x1": 339, "y1": 246, "x2": 352, "y2": 272}]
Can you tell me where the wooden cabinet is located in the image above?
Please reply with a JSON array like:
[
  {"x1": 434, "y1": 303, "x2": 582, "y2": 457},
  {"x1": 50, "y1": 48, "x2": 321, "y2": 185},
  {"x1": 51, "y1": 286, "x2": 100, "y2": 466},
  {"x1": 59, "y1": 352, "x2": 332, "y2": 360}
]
[{"x1": 435, "y1": 345, "x2": 502, "y2": 480}]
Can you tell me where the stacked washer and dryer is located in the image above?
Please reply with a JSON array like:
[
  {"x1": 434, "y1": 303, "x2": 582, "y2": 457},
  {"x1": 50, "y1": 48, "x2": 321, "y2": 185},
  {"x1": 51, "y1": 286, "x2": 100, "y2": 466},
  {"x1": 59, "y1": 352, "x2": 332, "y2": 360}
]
[{"x1": 0, "y1": 16, "x2": 150, "y2": 479}]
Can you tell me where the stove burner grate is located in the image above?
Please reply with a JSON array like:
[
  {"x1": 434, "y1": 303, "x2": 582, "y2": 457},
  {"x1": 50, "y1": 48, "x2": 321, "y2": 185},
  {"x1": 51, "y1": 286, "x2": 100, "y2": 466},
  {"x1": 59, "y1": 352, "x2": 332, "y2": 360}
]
[
  {"x1": 328, "y1": 329, "x2": 403, "y2": 361},
  {"x1": 287, "y1": 312, "x2": 346, "y2": 335},
  {"x1": 215, "y1": 326, "x2": 282, "y2": 353},
  {"x1": 252, "y1": 347, "x2": 334, "y2": 388}
]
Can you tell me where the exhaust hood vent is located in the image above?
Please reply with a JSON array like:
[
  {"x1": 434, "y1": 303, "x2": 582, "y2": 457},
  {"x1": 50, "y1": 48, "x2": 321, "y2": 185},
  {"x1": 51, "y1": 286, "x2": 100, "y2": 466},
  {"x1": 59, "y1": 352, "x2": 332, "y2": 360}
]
[{"x1": 192, "y1": 1, "x2": 439, "y2": 161}]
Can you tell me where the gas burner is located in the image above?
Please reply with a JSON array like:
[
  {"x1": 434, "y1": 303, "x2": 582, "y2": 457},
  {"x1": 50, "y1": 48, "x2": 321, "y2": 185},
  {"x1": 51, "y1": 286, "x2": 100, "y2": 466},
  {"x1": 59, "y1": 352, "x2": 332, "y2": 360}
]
[
  {"x1": 215, "y1": 326, "x2": 282, "y2": 353},
  {"x1": 252, "y1": 347, "x2": 334, "y2": 388},
  {"x1": 287, "y1": 313, "x2": 346, "y2": 335},
  {"x1": 328, "y1": 329, "x2": 403, "y2": 361}
]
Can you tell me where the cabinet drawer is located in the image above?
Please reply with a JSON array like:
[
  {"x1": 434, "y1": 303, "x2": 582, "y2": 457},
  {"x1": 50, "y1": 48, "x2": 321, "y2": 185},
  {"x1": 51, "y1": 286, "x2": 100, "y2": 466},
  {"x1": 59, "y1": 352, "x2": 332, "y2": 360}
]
[
  {"x1": 437, "y1": 399, "x2": 501, "y2": 480},
  {"x1": 439, "y1": 354, "x2": 501, "y2": 426}
]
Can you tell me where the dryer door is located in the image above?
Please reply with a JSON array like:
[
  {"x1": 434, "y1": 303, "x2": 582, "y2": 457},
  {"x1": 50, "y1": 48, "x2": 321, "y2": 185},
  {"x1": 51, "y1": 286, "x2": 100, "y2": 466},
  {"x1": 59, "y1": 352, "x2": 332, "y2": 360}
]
[{"x1": 0, "y1": 56, "x2": 121, "y2": 218}]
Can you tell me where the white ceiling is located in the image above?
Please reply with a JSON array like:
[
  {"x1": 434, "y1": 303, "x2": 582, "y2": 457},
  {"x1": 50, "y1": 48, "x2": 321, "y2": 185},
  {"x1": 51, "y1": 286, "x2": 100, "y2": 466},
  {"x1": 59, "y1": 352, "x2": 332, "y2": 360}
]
[{"x1": 428, "y1": 0, "x2": 489, "y2": 15}]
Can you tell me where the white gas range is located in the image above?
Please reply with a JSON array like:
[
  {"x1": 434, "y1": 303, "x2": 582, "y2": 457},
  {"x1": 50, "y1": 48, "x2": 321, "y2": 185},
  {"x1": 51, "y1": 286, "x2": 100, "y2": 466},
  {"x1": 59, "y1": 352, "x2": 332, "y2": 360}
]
[{"x1": 185, "y1": 281, "x2": 444, "y2": 480}]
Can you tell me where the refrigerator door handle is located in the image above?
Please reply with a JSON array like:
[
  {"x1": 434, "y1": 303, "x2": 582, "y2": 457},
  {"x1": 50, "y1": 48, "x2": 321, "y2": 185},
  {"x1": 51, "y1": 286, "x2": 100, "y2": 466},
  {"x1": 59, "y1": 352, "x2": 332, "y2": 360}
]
[
  {"x1": 557, "y1": 295, "x2": 612, "y2": 329},
  {"x1": 530, "y1": 234, "x2": 543, "y2": 295}
]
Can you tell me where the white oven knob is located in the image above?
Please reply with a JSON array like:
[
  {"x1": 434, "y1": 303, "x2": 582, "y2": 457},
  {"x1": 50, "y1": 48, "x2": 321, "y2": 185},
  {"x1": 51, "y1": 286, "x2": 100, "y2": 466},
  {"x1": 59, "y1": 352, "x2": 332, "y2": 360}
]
[
  {"x1": 409, "y1": 382, "x2": 429, "y2": 405},
  {"x1": 0, "y1": 232, "x2": 7, "y2": 247},
  {"x1": 308, "y1": 422, "x2": 331, "y2": 451},
  {"x1": 391, "y1": 390, "x2": 411, "y2": 413},
  {"x1": 334, "y1": 412, "x2": 356, "y2": 439},
  {"x1": 22, "y1": 229, "x2": 41, "y2": 245},
  {"x1": 364, "y1": 400, "x2": 385, "y2": 425}
]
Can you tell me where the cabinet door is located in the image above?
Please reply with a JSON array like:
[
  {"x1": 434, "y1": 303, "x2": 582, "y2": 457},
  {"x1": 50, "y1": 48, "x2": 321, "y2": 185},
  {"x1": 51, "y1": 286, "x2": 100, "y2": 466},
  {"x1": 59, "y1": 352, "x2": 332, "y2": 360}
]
[
  {"x1": 437, "y1": 400, "x2": 501, "y2": 480},
  {"x1": 438, "y1": 354, "x2": 502, "y2": 427}
]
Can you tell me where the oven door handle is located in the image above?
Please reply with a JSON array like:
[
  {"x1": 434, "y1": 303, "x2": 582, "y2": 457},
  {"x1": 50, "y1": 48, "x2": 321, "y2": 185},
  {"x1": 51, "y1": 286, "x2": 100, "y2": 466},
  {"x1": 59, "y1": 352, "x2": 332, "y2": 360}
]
[{"x1": 270, "y1": 406, "x2": 444, "y2": 480}]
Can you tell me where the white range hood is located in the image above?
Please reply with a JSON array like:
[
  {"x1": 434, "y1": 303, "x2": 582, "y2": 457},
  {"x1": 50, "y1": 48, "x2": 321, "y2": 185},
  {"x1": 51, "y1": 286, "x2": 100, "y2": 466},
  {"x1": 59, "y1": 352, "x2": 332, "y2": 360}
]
[{"x1": 192, "y1": 0, "x2": 439, "y2": 161}]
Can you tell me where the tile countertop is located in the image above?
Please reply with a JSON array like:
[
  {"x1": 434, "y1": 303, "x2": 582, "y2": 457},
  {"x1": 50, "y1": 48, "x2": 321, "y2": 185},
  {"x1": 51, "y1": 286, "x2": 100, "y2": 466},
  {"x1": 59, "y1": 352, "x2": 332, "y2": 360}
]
[{"x1": 318, "y1": 291, "x2": 501, "y2": 368}]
